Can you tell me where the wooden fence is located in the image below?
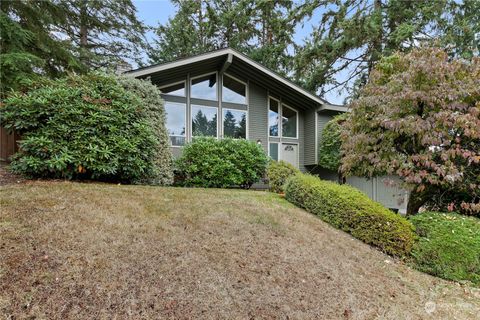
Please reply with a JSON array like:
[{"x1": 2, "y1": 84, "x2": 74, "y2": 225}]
[{"x1": 0, "y1": 126, "x2": 20, "y2": 162}]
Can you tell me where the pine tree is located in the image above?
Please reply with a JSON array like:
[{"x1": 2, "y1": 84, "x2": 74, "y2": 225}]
[{"x1": 59, "y1": 0, "x2": 147, "y2": 70}]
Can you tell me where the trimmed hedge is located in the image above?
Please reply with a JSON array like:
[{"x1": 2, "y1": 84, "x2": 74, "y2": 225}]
[
  {"x1": 285, "y1": 174, "x2": 416, "y2": 256},
  {"x1": 176, "y1": 137, "x2": 268, "y2": 189},
  {"x1": 267, "y1": 160, "x2": 300, "y2": 193},
  {"x1": 410, "y1": 212, "x2": 480, "y2": 285}
]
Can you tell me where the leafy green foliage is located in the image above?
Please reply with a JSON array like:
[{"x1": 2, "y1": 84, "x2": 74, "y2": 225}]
[
  {"x1": 293, "y1": 0, "x2": 479, "y2": 99},
  {"x1": 117, "y1": 76, "x2": 174, "y2": 185},
  {"x1": 341, "y1": 48, "x2": 480, "y2": 215},
  {"x1": 410, "y1": 212, "x2": 480, "y2": 285},
  {"x1": 285, "y1": 174, "x2": 416, "y2": 256},
  {"x1": 266, "y1": 160, "x2": 300, "y2": 193},
  {"x1": 176, "y1": 137, "x2": 268, "y2": 189},
  {"x1": 318, "y1": 114, "x2": 347, "y2": 171},
  {"x1": 0, "y1": 73, "x2": 172, "y2": 183}
]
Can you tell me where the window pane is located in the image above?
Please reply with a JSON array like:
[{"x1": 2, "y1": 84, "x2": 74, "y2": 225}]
[
  {"x1": 222, "y1": 75, "x2": 246, "y2": 104},
  {"x1": 191, "y1": 74, "x2": 217, "y2": 100},
  {"x1": 192, "y1": 105, "x2": 217, "y2": 137},
  {"x1": 223, "y1": 109, "x2": 246, "y2": 139},
  {"x1": 161, "y1": 82, "x2": 185, "y2": 97},
  {"x1": 269, "y1": 143, "x2": 278, "y2": 161},
  {"x1": 269, "y1": 99, "x2": 279, "y2": 136},
  {"x1": 164, "y1": 101, "x2": 186, "y2": 146},
  {"x1": 282, "y1": 105, "x2": 297, "y2": 138}
]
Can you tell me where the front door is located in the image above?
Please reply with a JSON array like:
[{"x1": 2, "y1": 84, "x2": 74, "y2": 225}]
[{"x1": 281, "y1": 143, "x2": 298, "y2": 168}]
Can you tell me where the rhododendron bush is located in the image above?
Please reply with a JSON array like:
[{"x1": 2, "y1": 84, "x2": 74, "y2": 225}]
[{"x1": 341, "y1": 48, "x2": 479, "y2": 215}]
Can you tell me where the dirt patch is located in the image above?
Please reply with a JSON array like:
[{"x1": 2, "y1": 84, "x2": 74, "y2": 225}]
[
  {"x1": 1, "y1": 182, "x2": 479, "y2": 319},
  {"x1": 0, "y1": 163, "x2": 25, "y2": 186}
]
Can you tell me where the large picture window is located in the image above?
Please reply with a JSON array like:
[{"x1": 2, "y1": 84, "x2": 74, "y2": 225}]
[
  {"x1": 282, "y1": 105, "x2": 297, "y2": 138},
  {"x1": 222, "y1": 74, "x2": 246, "y2": 104},
  {"x1": 269, "y1": 98, "x2": 279, "y2": 137},
  {"x1": 164, "y1": 101, "x2": 186, "y2": 146},
  {"x1": 192, "y1": 105, "x2": 217, "y2": 137},
  {"x1": 191, "y1": 73, "x2": 217, "y2": 101},
  {"x1": 223, "y1": 109, "x2": 246, "y2": 139}
]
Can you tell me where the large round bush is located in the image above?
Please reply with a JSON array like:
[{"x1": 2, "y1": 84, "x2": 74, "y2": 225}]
[
  {"x1": 176, "y1": 137, "x2": 268, "y2": 189},
  {"x1": 0, "y1": 73, "x2": 172, "y2": 183}
]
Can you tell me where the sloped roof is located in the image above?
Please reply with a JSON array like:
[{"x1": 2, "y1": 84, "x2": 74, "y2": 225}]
[{"x1": 128, "y1": 48, "x2": 340, "y2": 110}]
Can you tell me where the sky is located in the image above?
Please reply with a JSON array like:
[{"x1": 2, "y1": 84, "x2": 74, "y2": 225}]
[{"x1": 132, "y1": 0, "x2": 346, "y2": 104}]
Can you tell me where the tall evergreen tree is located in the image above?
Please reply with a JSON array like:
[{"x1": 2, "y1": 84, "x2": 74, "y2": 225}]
[{"x1": 58, "y1": 0, "x2": 147, "y2": 70}]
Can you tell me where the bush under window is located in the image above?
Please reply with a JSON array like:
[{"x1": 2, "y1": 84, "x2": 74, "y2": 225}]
[
  {"x1": 285, "y1": 174, "x2": 416, "y2": 256},
  {"x1": 267, "y1": 160, "x2": 300, "y2": 193},
  {"x1": 0, "y1": 73, "x2": 173, "y2": 183},
  {"x1": 176, "y1": 137, "x2": 268, "y2": 189}
]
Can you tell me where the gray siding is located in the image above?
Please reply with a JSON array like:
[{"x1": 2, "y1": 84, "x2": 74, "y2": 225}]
[
  {"x1": 304, "y1": 109, "x2": 316, "y2": 165},
  {"x1": 248, "y1": 82, "x2": 268, "y2": 152}
]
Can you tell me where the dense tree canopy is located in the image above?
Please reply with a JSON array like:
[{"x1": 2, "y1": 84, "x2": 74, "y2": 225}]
[
  {"x1": 293, "y1": 0, "x2": 480, "y2": 101},
  {"x1": 341, "y1": 48, "x2": 480, "y2": 215}
]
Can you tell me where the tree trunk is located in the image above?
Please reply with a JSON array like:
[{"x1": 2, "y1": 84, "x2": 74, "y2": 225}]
[
  {"x1": 79, "y1": 0, "x2": 88, "y2": 65},
  {"x1": 406, "y1": 189, "x2": 426, "y2": 216}
]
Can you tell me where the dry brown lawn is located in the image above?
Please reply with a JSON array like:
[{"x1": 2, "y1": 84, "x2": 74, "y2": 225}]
[{"x1": 1, "y1": 181, "x2": 479, "y2": 319}]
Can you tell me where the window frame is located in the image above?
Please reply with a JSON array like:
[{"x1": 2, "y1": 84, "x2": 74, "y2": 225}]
[
  {"x1": 190, "y1": 71, "x2": 218, "y2": 101},
  {"x1": 222, "y1": 73, "x2": 247, "y2": 105},
  {"x1": 268, "y1": 142, "x2": 279, "y2": 161},
  {"x1": 164, "y1": 101, "x2": 187, "y2": 147},
  {"x1": 159, "y1": 80, "x2": 187, "y2": 98},
  {"x1": 191, "y1": 104, "x2": 219, "y2": 138},
  {"x1": 268, "y1": 96, "x2": 281, "y2": 138}
]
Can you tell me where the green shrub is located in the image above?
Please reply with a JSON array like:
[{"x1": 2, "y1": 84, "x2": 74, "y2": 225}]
[
  {"x1": 267, "y1": 160, "x2": 300, "y2": 193},
  {"x1": 0, "y1": 73, "x2": 172, "y2": 183},
  {"x1": 285, "y1": 174, "x2": 416, "y2": 256},
  {"x1": 117, "y1": 76, "x2": 173, "y2": 185},
  {"x1": 318, "y1": 113, "x2": 347, "y2": 171},
  {"x1": 410, "y1": 212, "x2": 480, "y2": 285},
  {"x1": 176, "y1": 137, "x2": 268, "y2": 188}
]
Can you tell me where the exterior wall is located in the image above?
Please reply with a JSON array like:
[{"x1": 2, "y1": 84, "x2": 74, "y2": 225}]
[{"x1": 248, "y1": 82, "x2": 268, "y2": 153}]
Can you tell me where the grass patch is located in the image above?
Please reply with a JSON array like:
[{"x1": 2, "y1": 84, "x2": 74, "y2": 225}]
[{"x1": 410, "y1": 212, "x2": 480, "y2": 286}]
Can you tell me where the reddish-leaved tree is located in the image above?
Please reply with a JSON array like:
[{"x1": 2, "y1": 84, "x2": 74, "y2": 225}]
[{"x1": 341, "y1": 48, "x2": 479, "y2": 215}]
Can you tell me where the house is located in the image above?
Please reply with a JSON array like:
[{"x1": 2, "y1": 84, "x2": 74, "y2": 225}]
[
  {"x1": 127, "y1": 48, "x2": 347, "y2": 172},
  {"x1": 128, "y1": 48, "x2": 408, "y2": 212}
]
